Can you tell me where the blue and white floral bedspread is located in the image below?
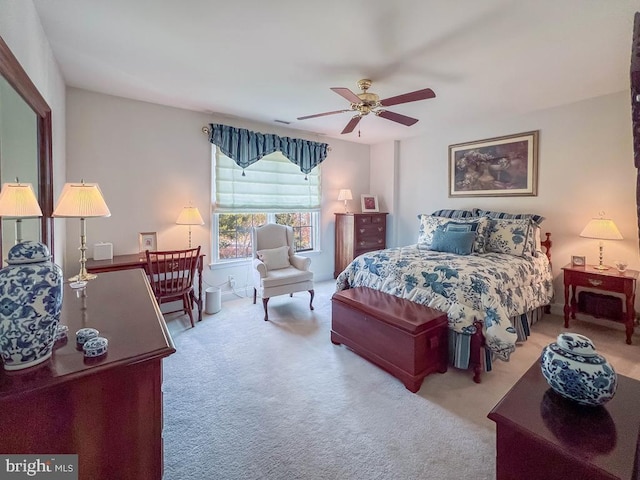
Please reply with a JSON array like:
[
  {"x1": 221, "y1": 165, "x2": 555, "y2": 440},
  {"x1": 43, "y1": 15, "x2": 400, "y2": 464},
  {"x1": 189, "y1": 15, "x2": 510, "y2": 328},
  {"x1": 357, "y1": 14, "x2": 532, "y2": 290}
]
[{"x1": 335, "y1": 245, "x2": 554, "y2": 361}]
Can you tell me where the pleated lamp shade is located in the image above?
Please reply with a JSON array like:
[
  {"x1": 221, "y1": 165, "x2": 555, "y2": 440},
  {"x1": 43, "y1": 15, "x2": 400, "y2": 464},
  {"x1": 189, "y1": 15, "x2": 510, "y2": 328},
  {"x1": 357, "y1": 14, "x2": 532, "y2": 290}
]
[
  {"x1": 337, "y1": 189, "x2": 353, "y2": 202},
  {"x1": 176, "y1": 206, "x2": 204, "y2": 226},
  {"x1": 579, "y1": 218, "x2": 623, "y2": 240},
  {"x1": 52, "y1": 182, "x2": 111, "y2": 218},
  {"x1": 0, "y1": 182, "x2": 43, "y2": 218}
]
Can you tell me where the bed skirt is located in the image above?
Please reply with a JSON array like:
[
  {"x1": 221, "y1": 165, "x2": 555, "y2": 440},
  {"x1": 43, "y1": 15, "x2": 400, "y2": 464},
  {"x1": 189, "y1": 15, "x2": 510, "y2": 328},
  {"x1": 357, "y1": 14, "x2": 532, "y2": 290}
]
[{"x1": 448, "y1": 306, "x2": 546, "y2": 371}]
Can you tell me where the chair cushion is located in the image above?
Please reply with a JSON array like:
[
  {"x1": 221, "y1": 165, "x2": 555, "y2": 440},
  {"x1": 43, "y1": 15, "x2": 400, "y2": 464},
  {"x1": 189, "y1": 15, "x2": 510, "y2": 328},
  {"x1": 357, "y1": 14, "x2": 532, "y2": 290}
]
[
  {"x1": 261, "y1": 266, "x2": 313, "y2": 289},
  {"x1": 257, "y1": 245, "x2": 290, "y2": 270}
]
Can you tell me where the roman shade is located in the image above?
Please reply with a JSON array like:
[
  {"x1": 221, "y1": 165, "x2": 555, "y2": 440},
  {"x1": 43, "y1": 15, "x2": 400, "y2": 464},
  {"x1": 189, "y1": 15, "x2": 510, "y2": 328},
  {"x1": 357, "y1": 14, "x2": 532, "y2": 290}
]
[{"x1": 213, "y1": 148, "x2": 321, "y2": 212}]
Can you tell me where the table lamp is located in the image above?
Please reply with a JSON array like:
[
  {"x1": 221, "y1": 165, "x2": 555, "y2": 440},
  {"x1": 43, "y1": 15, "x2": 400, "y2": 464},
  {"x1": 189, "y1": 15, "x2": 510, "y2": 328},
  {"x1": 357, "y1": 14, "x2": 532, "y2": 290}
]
[
  {"x1": 176, "y1": 205, "x2": 204, "y2": 248},
  {"x1": 53, "y1": 181, "x2": 111, "y2": 284},
  {"x1": 338, "y1": 189, "x2": 353, "y2": 213},
  {"x1": 0, "y1": 181, "x2": 43, "y2": 243},
  {"x1": 579, "y1": 216, "x2": 623, "y2": 270}
]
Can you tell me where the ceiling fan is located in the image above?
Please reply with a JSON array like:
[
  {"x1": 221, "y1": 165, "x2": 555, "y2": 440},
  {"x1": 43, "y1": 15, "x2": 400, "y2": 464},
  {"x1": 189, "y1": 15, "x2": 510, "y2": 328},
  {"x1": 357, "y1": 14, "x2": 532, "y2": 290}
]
[{"x1": 297, "y1": 79, "x2": 436, "y2": 134}]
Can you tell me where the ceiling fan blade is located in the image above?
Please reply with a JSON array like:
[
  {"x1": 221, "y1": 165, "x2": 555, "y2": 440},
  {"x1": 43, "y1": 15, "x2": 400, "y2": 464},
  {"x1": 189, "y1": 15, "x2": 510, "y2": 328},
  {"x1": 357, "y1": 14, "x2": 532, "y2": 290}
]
[
  {"x1": 376, "y1": 110, "x2": 419, "y2": 126},
  {"x1": 379, "y1": 88, "x2": 436, "y2": 107},
  {"x1": 341, "y1": 116, "x2": 362, "y2": 134},
  {"x1": 331, "y1": 87, "x2": 362, "y2": 104},
  {"x1": 297, "y1": 109, "x2": 351, "y2": 120}
]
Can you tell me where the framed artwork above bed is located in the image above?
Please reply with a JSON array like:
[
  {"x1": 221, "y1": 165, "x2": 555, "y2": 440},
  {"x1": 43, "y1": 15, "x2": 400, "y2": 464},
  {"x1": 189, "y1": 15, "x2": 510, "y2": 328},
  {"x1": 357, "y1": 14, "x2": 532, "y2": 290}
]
[{"x1": 448, "y1": 130, "x2": 539, "y2": 197}]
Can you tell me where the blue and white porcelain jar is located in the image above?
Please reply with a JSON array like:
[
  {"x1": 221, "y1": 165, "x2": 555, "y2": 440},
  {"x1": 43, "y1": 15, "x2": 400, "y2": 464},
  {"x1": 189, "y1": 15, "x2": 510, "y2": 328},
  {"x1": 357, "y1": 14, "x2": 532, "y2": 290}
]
[
  {"x1": 540, "y1": 333, "x2": 617, "y2": 406},
  {"x1": 0, "y1": 241, "x2": 63, "y2": 371}
]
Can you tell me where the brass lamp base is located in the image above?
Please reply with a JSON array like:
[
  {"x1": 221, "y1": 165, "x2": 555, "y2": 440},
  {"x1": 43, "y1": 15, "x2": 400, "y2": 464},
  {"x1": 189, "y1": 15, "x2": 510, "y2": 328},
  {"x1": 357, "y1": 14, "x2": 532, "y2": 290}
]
[
  {"x1": 594, "y1": 243, "x2": 609, "y2": 270},
  {"x1": 69, "y1": 272, "x2": 97, "y2": 282}
]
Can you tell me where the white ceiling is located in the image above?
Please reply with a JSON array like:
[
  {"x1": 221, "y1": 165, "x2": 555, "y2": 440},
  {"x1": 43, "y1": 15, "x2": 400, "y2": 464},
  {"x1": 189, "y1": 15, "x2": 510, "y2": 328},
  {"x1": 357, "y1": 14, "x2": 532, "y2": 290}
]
[{"x1": 33, "y1": 0, "x2": 640, "y2": 145}]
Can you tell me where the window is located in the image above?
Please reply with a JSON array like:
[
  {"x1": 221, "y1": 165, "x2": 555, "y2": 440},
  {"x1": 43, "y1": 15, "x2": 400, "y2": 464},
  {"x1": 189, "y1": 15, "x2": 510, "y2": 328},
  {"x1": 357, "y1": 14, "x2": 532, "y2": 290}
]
[
  {"x1": 216, "y1": 212, "x2": 318, "y2": 261},
  {"x1": 212, "y1": 147, "x2": 321, "y2": 264}
]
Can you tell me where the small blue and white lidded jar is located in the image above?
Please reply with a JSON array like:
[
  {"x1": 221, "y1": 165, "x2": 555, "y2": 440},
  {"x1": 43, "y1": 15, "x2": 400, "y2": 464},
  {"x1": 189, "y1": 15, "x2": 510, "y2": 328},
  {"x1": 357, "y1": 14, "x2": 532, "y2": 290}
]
[
  {"x1": 0, "y1": 241, "x2": 63, "y2": 371},
  {"x1": 541, "y1": 333, "x2": 617, "y2": 406}
]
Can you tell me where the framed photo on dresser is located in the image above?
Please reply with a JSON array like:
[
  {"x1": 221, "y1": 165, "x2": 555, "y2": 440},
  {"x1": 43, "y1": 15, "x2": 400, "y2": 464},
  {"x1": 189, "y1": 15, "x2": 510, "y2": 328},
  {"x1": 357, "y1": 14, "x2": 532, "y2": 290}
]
[
  {"x1": 361, "y1": 194, "x2": 379, "y2": 213},
  {"x1": 139, "y1": 232, "x2": 158, "y2": 253}
]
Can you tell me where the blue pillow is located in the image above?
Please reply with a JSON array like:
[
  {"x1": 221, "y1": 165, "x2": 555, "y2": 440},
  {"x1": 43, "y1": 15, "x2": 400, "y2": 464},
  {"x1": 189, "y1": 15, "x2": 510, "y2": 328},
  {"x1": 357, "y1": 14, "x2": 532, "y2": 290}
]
[{"x1": 430, "y1": 230, "x2": 476, "y2": 255}]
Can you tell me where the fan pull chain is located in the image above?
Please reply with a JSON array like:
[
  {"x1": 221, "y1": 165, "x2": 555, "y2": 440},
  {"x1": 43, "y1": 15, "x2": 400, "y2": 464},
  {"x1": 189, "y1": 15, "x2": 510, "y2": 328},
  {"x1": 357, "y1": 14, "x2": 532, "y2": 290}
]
[
  {"x1": 358, "y1": 130, "x2": 361, "y2": 138},
  {"x1": 242, "y1": 169, "x2": 246, "y2": 176}
]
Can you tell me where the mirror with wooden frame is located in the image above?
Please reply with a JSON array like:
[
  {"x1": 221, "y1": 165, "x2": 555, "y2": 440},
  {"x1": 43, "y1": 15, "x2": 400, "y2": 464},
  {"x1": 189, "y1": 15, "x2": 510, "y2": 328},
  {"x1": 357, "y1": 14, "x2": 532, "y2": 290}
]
[{"x1": 0, "y1": 35, "x2": 54, "y2": 262}]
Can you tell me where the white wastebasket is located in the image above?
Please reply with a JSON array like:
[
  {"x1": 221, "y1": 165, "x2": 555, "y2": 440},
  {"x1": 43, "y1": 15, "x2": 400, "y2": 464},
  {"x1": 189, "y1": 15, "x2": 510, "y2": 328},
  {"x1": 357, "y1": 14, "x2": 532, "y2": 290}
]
[{"x1": 205, "y1": 287, "x2": 222, "y2": 314}]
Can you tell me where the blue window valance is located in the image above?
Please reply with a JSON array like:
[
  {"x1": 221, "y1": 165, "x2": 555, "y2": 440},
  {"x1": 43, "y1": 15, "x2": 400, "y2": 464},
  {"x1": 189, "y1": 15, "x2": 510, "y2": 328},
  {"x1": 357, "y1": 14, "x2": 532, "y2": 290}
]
[{"x1": 207, "y1": 123, "x2": 329, "y2": 177}]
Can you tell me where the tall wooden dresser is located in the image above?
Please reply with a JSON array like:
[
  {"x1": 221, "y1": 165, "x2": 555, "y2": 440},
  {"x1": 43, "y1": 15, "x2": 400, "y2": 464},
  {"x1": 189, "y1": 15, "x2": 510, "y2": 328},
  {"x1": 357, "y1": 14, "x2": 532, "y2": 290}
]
[{"x1": 334, "y1": 212, "x2": 388, "y2": 278}]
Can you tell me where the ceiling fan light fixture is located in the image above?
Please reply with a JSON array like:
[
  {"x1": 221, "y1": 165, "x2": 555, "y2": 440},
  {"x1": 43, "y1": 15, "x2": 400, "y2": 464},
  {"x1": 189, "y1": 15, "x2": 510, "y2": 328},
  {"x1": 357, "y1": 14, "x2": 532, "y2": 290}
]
[{"x1": 297, "y1": 79, "x2": 435, "y2": 134}]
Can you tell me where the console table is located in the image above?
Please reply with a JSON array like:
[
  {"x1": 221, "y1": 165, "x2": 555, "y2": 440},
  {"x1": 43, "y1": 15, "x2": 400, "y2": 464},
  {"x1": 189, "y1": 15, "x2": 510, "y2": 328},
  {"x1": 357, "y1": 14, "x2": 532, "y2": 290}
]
[
  {"x1": 488, "y1": 360, "x2": 640, "y2": 480},
  {"x1": 0, "y1": 269, "x2": 176, "y2": 480},
  {"x1": 86, "y1": 252, "x2": 205, "y2": 322}
]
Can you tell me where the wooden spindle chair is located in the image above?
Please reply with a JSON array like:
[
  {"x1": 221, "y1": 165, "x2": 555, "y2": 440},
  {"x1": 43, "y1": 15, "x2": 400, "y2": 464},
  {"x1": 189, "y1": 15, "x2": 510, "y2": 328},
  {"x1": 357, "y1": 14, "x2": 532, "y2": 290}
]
[{"x1": 145, "y1": 246, "x2": 201, "y2": 327}]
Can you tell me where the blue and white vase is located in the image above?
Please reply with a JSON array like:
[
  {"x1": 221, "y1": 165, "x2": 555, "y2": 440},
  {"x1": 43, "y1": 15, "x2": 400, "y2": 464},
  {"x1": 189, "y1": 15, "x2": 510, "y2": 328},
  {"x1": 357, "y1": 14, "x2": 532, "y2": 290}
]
[
  {"x1": 540, "y1": 333, "x2": 617, "y2": 406},
  {"x1": 0, "y1": 241, "x2": 63, "y2": 371}
]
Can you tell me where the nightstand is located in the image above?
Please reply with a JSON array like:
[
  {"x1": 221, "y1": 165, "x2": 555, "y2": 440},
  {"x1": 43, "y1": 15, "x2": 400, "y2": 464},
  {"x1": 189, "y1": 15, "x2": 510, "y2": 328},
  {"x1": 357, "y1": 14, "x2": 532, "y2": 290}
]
[{"x1": 562, "y1": 263, "x2": 638, "y2": 344}]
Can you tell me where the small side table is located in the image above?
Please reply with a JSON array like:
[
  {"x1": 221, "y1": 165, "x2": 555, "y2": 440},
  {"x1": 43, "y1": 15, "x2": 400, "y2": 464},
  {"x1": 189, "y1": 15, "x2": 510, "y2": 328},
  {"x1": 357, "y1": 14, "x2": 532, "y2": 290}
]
[{"x1": 562, "y1": 263, "x2": 638, "y2": 344}]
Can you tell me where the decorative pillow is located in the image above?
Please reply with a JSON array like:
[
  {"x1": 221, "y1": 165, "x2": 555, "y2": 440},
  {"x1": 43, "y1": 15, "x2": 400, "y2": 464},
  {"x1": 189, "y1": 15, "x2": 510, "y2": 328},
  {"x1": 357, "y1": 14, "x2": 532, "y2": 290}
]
[
  {"x1": 430, "y1": 230, "x2": 476, "y2": 255},
  {"x1": 443, "y1": 221, "x2": 478, "y2": 233},
  {"x1": 430, "y1": 208, "x2": 478, "y2": 219},
  {"x1": 417, "y1": 215, "x2": 489, "y2": 253},
  {"x1": 256, "y1": 245, "x2": 290, "y2": 270},
  {"x1": 477, "y1": 209, "x2": 545, "y2": 225},
  {"x1": 485, "y1": 218, "x2": 535, "y2": 257}
]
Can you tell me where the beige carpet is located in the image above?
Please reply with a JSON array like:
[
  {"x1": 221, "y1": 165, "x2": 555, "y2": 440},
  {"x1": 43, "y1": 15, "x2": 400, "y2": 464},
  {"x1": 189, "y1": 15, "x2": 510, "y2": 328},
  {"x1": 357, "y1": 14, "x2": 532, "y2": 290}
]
[{"x1": 162, "y1": 280, "x2": 640, "y2": 479}]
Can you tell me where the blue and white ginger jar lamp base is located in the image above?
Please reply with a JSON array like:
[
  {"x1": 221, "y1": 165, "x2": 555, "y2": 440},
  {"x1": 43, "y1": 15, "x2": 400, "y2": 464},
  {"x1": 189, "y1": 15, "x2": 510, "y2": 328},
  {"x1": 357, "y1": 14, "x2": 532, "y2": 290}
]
[
  {"x1": 540, "y1": 333, "x2": 617, "y2": 406},
  {"x1": 0, "y1": 241, "x2": 63, "y2": 371}
]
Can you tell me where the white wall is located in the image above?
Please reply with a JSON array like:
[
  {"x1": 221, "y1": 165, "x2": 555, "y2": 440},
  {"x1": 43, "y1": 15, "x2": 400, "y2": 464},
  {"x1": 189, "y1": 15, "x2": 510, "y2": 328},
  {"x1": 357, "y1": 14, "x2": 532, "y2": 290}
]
[
  {"x1": 66, "y1": 88, "x2": 370, "y2": 295},
  {"x1": 0, "y1": 0, "x2": 67, "y2": 261},
  {"x1": 370, "y1": 141, "x2": 399, "y2": 247},
  {"x1": 373, "y1": 91, "x2": 637, "y2": 311}
]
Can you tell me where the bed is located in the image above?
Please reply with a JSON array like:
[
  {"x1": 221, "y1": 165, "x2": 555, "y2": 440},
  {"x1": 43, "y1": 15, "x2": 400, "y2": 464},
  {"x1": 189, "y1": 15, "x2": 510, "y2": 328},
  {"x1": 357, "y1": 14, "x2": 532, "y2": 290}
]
[{"x1": 335, "y1": 209, "x2": 554, "y2": 382}]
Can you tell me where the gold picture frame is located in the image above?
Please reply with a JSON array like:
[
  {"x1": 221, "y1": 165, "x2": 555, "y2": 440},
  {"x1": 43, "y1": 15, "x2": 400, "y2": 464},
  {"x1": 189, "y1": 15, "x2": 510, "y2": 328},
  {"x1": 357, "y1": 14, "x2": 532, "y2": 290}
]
[
  {"x1": 138, "y1": 231, "x2": 158, "y2": 253},
  {"x1": 449, "y1": 130, "x2": 539, "y2": 197}
]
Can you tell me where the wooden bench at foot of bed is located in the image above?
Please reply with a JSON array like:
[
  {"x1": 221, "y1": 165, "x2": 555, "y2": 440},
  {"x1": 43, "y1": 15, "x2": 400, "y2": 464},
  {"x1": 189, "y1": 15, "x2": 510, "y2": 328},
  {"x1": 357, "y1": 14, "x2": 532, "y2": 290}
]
[{"x1": 331, "y1": 287, "x2": 448, "y2": 393}]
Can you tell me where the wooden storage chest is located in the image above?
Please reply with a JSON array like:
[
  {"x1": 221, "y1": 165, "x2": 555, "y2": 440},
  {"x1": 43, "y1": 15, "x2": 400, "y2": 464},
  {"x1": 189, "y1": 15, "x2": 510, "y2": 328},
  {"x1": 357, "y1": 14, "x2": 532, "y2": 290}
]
[{"x1": 331, "y1": 287, "x2": 448, "y2": 393}]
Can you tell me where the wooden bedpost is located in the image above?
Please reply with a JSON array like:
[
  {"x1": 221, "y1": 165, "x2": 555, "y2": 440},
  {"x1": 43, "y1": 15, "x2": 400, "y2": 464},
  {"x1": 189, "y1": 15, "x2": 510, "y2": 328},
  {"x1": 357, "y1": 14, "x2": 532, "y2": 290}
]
[{"x1": 469, "y1": 319, "x2": 485, "y2": 384}]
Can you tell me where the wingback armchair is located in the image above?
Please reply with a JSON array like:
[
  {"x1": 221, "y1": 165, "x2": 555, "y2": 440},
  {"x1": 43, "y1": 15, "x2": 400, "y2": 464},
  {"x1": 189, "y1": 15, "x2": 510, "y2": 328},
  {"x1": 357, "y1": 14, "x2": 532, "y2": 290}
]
[{"x1": 251, "y1": 223, "x2": 314, "y2": 321}]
